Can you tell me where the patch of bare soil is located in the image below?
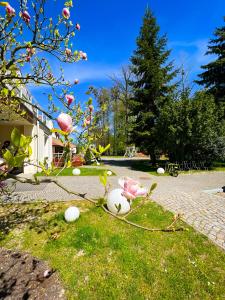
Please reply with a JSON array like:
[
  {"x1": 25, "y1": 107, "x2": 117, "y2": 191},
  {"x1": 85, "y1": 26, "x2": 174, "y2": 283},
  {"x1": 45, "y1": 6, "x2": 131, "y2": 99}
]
[{"x1": 0, "y1": 248, "x2": 66, "y2": 300}]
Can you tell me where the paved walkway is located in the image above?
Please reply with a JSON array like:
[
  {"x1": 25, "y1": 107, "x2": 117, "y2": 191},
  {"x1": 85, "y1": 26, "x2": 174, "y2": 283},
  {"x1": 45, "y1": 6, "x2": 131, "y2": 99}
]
[{"x1": 3, "y1": 158, "x2": 225, "y2": 250}]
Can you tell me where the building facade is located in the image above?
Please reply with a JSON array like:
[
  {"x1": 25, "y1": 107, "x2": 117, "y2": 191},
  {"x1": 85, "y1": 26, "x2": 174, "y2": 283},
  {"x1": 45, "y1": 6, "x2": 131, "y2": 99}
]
[{"x1": 0, "y1": 87, "x2": 52, "y2": 174}]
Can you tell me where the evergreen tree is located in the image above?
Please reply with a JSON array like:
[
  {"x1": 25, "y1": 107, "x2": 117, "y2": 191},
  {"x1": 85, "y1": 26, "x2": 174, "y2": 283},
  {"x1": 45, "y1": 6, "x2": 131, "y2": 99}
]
[
  {"x1": 196, "y1": 17, "x2": 225, "y2": 103},
  {"x1": 156, "y1": 91, "x2": 225, "y2": 162},
  {"x1": 130, "y1": 7, "x2": 177, "y2": 162}
]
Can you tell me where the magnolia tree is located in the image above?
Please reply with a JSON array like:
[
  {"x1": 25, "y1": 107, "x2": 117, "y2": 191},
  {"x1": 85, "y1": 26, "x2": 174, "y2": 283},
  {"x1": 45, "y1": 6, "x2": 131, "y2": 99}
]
[
  {"x1": 0, "y1": 0, "x2": 102, "y2": 171},
  {"x1": 0, "y1": 0, "x2": 182, "y2": 232}
]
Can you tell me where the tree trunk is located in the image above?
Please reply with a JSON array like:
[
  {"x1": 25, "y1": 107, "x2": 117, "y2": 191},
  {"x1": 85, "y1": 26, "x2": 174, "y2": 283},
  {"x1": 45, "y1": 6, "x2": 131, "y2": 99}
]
[{"x1": 149, "y1": 150, "x2": 156, "y2": 166}]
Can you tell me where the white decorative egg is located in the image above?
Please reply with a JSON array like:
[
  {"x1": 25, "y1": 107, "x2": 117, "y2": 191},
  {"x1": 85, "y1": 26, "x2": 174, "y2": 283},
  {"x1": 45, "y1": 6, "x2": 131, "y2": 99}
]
[
  {"x1": 107, "y1": 188, "x2": 130, "y2": 215},
  {"x1": 64, "y1": 206, "x2": 80, "y2": 222},
  {"x1": 72, "y1": 168, "x2": 81, "y2": 176},
  {"x1": 0, "y1": 158, "x2": 5, "y2": 165},
  {"x1": 157, "y1": 167, "x2": 165, "y2": 174}
]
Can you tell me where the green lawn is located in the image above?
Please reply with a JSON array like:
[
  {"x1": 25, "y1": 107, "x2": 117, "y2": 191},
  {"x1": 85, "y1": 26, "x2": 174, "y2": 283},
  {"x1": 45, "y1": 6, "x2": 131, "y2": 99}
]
[
  {"x1": 130, "y1": 160, "x2": 225, "y2": 176},
  {"x1": 1, "y1": 200, "x2": 224, "y2": 299},
  {"x1": 36, "y1": 167, "x2": 115, "y2": 176}
]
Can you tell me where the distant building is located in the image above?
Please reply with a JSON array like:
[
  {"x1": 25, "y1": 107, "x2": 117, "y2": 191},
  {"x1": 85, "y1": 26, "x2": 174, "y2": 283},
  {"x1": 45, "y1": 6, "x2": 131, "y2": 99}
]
[{"x1": 52, "y1": 137, "x2": 76, "y2": 167}]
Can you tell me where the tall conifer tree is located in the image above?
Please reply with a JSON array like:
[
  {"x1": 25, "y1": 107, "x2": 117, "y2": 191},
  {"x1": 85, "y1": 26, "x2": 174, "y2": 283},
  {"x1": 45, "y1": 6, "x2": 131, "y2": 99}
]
[
  {"x1": 197, "y1": 17, "x2": 225, "y2": 103},
  {"x1": 130, "y1": 7, "x2": 177, "y2": 162}
]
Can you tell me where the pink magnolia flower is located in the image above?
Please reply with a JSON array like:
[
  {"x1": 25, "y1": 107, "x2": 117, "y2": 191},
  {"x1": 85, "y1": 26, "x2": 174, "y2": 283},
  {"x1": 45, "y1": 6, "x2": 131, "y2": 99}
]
[
  {"x1": 76, "y1": 23, "x2": 80, "y2": 30},
  {"x1": 62, "y1": 7, "x2": 70, "y2": 19},
  {"x1": 27, "y1": 47, "x2": 35, "y2": 55},
  {"x1": 79, "y1": 51, "x2": 87, "y2": 60},
  {"x1": 6, "y1": 4, "x2": 15, "y2": 17},
  {"x1": 21, "y1": 10, "x2": 31, "y2": 23},
  {"x1": 89, "y1": 105, "x2": 94, "y2": 112},
  {"x1": 47, "y1": 72, "x2": 53, "y2": 80},
  {"x1": 74, "y1": 79, "x2": 79, "y2": 85},
  {"x1": 25, "y1": 47, "x2": 35, "y2": 62},
  {"x1": 65, "y1": 48, "x2": 72, "y2": 57},
  {"x1": 118, "y1": 177, "x2": 148, "y2": 200},
  {"x1": 65, "y1": 94, "x2": 74, "y2": 106},
  {"x1": 57, "y1": 113, "x2": 73, "y2": 133},
  {"x1": 84, "y1": 115, "x2": 91, "y2": 126}
]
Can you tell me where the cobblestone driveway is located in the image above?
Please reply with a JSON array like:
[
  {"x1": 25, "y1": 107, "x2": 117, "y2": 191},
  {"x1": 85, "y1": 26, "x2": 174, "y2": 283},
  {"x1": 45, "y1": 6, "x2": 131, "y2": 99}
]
[{"x1": 4, "y1": 158, "x2": 225, "y2": 250}]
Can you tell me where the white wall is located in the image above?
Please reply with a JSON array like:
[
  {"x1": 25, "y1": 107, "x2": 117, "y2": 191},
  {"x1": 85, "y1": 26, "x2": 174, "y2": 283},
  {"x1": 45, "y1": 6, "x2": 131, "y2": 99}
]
[{"x1": 25, "y1": 121, "x2": 53, "y2": 174}]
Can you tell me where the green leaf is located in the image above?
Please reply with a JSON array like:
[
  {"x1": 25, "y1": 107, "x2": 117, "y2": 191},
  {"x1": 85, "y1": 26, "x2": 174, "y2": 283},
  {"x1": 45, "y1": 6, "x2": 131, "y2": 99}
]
[
  {"x1": 19, "y1": 134, "x2": 27, "y2": 148},
  {"x1": 98, "y1": 145, "x2": 104, "y2": 153},
  {"x1": 149, "y1": 183, "x2": 157, "y2": 194},
  {"x1": 14, "y1": 154, "x2": 27, "y2": 167},
  {"x1": 28, "y1": 145, "x2": 32, "y2": 156},
  {"x1": 87, "y1": 97, "x2": 93, "y2": 105},
  {"x1": 1, "y1": 88, "x2": 9, "y2": 96},
  {"x1": 11, "y1": 128, "x2": 21, "y2": 147},
  {"x1": 99, "y1": 174, "x2": 107, "y2": 187},
  {"x1": 3, "y1": 150, "x2": 14, "y2": 166},
  {"x1": 103, "y1": 144, "x2": 110, "y2": 153},
  {"x1": 51, "y1": 128, "x2": 68, "y2": 136},
  {"x1": 115, "y1": 203, "x2": 121, "y2": 213}
]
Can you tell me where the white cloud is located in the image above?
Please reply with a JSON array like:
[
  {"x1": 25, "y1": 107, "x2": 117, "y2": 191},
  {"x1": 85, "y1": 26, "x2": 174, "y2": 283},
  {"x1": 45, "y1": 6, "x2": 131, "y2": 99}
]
[
  {"x1": 63, "y1": 61, "x2": 123, "y2": 83},
  {"x1": 27, "y1": 62, "x2": 124, "y2": 94},
  {"x1": 170, "y1": 39, "x2": 216, "y2": 73}
]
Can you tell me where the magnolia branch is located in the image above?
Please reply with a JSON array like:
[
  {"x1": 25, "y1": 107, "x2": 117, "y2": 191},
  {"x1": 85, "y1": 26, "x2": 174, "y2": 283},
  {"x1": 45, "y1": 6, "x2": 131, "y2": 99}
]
[{"x1": 5, "y1": 174, "x2": 184, "y2": 233}]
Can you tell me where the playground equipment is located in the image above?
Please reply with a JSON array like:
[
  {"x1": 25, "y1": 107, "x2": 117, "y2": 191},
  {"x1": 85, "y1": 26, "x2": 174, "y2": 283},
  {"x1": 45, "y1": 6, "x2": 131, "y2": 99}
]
[{"x1": 124, "y1": 146, "x2": 137, "y2": 158}]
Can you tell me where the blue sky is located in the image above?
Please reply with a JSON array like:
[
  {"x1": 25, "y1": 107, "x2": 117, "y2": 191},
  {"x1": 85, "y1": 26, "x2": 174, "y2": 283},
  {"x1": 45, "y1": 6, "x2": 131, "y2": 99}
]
[{"x1": 29, "y1": 0, "x2": 225, "y2": 108}]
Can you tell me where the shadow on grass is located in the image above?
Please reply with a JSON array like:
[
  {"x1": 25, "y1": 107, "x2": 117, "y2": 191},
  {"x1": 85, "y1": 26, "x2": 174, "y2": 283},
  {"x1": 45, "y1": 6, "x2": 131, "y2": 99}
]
[{"x1": 0, "y1": 202, "x2": 56, "y2": 240}]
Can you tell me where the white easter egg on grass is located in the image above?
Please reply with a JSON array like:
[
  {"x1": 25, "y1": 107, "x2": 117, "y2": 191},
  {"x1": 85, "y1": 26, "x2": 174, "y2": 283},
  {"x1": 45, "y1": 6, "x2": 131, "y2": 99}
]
[
  {"x1": 64, "y1": 206, "x2": 80, "y2": 222},
  {"x1": 157, "y1": 167, "x2": 165, "y2": 174},
  {"x1": 0, "y1": 158, "x2": 5, "y2": 165},
  {"x1": 72, "y1": 168, "x2": 81, "y2": 176},
  {"x1": 107, "y1": 188, "x2": 130, "y2": 215}
]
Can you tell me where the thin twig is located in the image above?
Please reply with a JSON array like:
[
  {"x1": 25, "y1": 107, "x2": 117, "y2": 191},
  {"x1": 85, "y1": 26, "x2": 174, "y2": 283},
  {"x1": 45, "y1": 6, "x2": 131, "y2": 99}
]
[{"x1": 100, "y1": 204, "x2": 183, "y2": 232}]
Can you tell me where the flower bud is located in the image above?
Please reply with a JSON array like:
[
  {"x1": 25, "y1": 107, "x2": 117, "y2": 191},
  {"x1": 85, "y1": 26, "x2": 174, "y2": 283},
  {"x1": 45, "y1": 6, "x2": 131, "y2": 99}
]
[
  {"x1": 65, "y1": 48, "x2": 72, "y2": 57},
  {"x1": 79, "y1": 51, "x2": 87, "y2": 61},
  {"x1": 62, "y1": 7, "x2": 70, "y2": 19},
  {"x1": 21, "y1": 10, "x2": 31, "y2": 23},
  {"x1": 65, "y1": 94, "x2": 74, "y2": 106},
  {"x1": 76, "y1": 23, "x2": 80, "y2": 30},
  {"x1": 6, "y1": 4, "x2": 15, "y2": 17},
  {"x1": 84, "y1": 115, "x2": 91, "y2": 126},
  {"x1": 57, "y1": 113, "x2": 73, "y2": 133},
  {"x1": 89, "y1": 105, "x2": 94, "y2": 112}
]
